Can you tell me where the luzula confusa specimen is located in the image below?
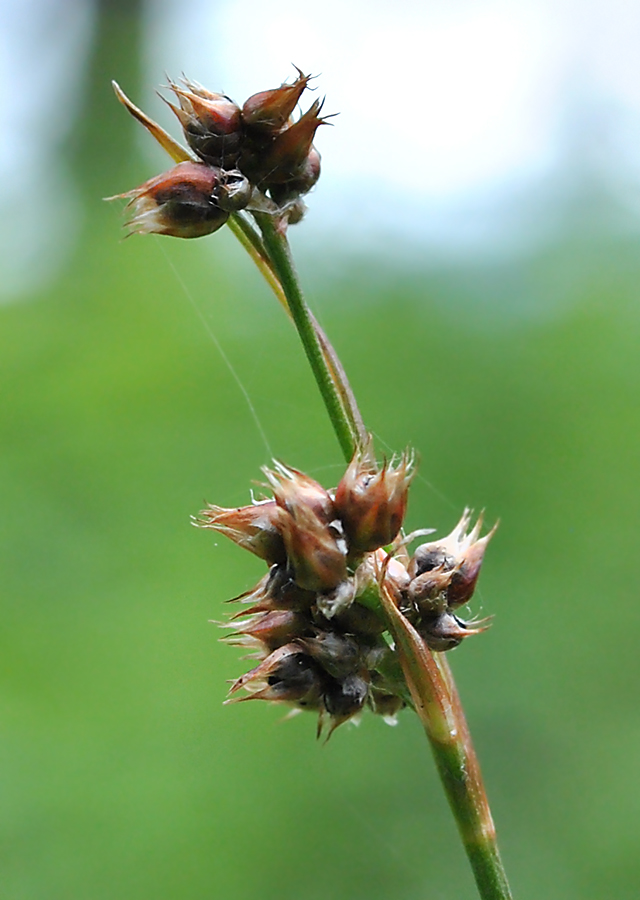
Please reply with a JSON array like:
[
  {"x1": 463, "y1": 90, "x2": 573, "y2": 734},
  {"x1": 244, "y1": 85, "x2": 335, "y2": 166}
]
[{"x1": 109, "y1": 69, "x2": 495, "y2": 738}]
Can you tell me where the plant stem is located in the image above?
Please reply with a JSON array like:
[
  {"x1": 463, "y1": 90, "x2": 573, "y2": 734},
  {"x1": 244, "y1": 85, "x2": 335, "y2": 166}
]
[
  {"x1": 228, "y1": 214, "x2": 289, "y2": 313},
  {"x1": 229, "y1": 214, "x2": 367, "y2": 444},
  {"x1": 227, "y1": 213, "x2": 513, "y2": 900},
  {"x1": 252, "y1": 213, "x2": 360, "y2": 461},
  {"x1": 379, "y1": 579, "x2": 513, "y2": 900}
]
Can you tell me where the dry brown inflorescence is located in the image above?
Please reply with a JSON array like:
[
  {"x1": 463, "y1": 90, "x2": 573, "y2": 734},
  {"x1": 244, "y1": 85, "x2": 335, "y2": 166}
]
[
  {"x1": 197, "y1": 440, "x2": 495, "y2": 738},
  {"x1": 109, "y1": 67, "x2": 329, "y2": 236}
]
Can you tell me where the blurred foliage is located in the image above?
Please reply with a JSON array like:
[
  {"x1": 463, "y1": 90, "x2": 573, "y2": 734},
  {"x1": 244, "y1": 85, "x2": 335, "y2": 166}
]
[{"x1": 2, "y1": 4, "x2": 640, "y2": 900}]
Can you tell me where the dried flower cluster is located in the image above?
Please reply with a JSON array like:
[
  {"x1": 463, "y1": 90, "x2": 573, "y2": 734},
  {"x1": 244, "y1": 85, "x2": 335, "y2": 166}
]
[
  {"x1": 197, "y1": 441, "x2": 494, "y2": 737},
  {"x1": 109, "y1": 68, "x2": 328, "y2": 237}
]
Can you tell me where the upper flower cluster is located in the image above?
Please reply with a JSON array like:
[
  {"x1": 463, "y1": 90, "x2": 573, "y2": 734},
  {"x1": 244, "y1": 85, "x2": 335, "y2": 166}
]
[
  {"x1": 197, "y1": 440, "x2": 494, "y2": 737},
  {"x1": 109, "y1": 68, "x2": 329, "y2": 237}
]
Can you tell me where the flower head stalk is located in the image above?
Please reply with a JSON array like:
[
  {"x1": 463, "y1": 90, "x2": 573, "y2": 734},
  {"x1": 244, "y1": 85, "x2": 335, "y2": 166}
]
[{"x1": 110, "y1": 68, "x2": 513, "y2": 900}]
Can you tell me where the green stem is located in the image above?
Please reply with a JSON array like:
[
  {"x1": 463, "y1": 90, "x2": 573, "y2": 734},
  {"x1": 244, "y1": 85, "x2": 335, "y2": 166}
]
[
  {"x1": 436, "y1": 654, "x2": 513, "y2": 899},
  {"x1": 252, "y1": 212, "x2": 359, "y2": 461},
  {"x1": 378, "y1": 580, "x2": 513, "y2": 900},
  {"x1": 229, "y1": 214, "x2": 367, "y2": 445},
  {"x1": 227, "y1": 210, "x2": 513, "y2": 900}
]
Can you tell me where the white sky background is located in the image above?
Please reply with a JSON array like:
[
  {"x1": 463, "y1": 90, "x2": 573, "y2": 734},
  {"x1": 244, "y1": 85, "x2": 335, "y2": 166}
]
[
  {"x1": 0, "y1": 0, "x2": 94, "y2": 298},
  {"x1": 146, "y1": 0, "x2": 640, "y2": 254},
  {"x1": 2, "y1": 0, "x2": 640, "y2": 298}
]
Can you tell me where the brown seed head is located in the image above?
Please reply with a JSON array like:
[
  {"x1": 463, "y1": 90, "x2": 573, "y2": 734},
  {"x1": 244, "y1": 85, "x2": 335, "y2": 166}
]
[
  {"x1": 242, "y1": 66, "x2": 312, "y2": 134},
  {"x1": 322, "y1": 673, "x2": 369, "y2": 736},
  {"x1": 108, "y1": 161, "x2": 229, "y2": 238},
  {"x1": 298, "y1": 632, "x2": 361, "y2": 680},
  {"x1": 227, "y1": 609, "x2": 309, "y2": 653},
  {"x1": 196, "y1": 498, "x2": 287, "y2": 565},
  {"x1": 265, "y1": 461, "x2": 335, "y2": 521},
  {"x1": 420, "y1": 612, "x2": 488, "y2": 652},
  {"x1": 166, "y1": 77, "x2": 243, "y2": 165},
  {"x1": 268, "y1": 148, "x2": 322, "y2": 220},
  {"x1": 210, "y1": 168, "x2": 252, "y2": 212},
  {"x1": 409, "y1": 509, "x2": 497, "y2": 609},
  {"x1": 258, "y1": 99, "x2": 332, "y2": 186},
  {"x1": 228, "y1": 566, "x2": 316, "y2": 616},
  {"x1": 227, "y1": 643, "x2": 324, "y2": 707},
  {"x1": 407, "y1": 563, "x2": 454, "y2": 614},
  {"x1": 335, "y1": 441, "x2": 415, "y2": 555},
  {"x1": 263, "y1": 462, "x2": 347, "y2": 592}
]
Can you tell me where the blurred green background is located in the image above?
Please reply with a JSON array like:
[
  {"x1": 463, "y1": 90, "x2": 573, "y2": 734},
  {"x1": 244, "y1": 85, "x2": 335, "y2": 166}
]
[{"x1": 2, "y1": 3, "x2": 640, "y2": 899}]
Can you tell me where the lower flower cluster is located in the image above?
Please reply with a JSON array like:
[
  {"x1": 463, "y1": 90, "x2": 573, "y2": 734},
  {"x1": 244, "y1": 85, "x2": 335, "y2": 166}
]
[{"x1": 197, "y1": 442, "x2": 494, "y2": 738}]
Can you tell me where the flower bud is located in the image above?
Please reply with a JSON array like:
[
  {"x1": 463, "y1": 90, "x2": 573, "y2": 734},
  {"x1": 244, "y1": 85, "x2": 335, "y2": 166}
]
[
  {"x1": 211, "y1": 169, "x2": 252, "y2": 212},
  {"x1": 242, "y1": 66, "x2": 312, "y2": 134},
  {"x1": 335, "y1": 440, "x2": 415, "y2": 555},
  {"x1": 263, "y1": 463, "x2": 347, "y2": 592},
  {"x1": 268, "y1": 147, "x2": 321, "y2": 207},
  {"x1": 227, "y1": 644, "x2": 323, "y2": 707},
  {"x1": 407, "y1": 564, "x2": 454, "y2": 614},
  {"x1": 299, "y1": 632, "x2": 361, "y2": 680},
  {"x1": 408, "y1": 510, "x2": 496, "y2": 609},
  {"x1": 229, "y1": 565, "x2": 316, "y2": 616},
  {"x1": 420, "y1": 612, "x2": 485, "y2": 652},
  {"x1": 110, "y1": 162, "x2": 229, "y2": 238},
  {"x1": 166, "y1": 78, "x2": 243, "y2": 166},
  {"x1": 196, "y1": 498, "x2": 287, "y2": 565},
  {"x1": 228, "y1": 609, "x2": 309, "y2": 652},
  {"x1": 257, "y1": 99, "x2": 331, "y2": 186}
]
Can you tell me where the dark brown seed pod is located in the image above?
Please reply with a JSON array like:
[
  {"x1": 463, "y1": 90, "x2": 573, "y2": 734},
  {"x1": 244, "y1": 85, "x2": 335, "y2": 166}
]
[
  {"x1": 335, "y1": 439, "x2": 414, "y2": 555},
  {"x1": 195, "y1": 499, "x2": 287, "y2": 565},
  {"x1": 165, "y1": 77, "x2": 243, "y2": 167},
  {"x1": 107, "y1": 162, "x2": 229, "y2": 239},
  {"x1": 242, "y1": 66, "x2": 312, "y2": 135}
]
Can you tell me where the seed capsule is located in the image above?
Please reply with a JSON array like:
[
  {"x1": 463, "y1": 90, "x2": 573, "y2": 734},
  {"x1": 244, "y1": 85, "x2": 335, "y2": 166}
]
[
  {"x1": 227, "y1": 644, "x2": 324, "y2": 707},
  {"x1": 420, "y1": 613, "x2": 485, "y2": 652},
  {"x1": 228, "y1": 609, "x2": 310, "y2": 652},
  {"x1": 263, "y1": 462, "x2": 347, "y2": 592},
  {"x1": 335, "y1": 440, "x2": 414, "y2": 555},
  {"x1": 211, "y1": 169, "x2": 252, "y2": 212},
  {"x1": 408, "y1": 510, "x2": 496, "y2": 609},
  {"x1": 196, "y1": 498, "x2": 287, "y2": 565},
  {"x1": 242, "y1": 66, "x2": 312, "y2": 134},
  {"x1": 166, "y1": 77, "x2": 243, "y2": 167},
  {"x1": 269, "y1": 147, "x2": 322, "y2": 208},
  {"x1": 255, "y1": 99, "x2": 331, "y2": 187},
  {"x1": 109, "y1": 162, "x2": 229, "y2": 238}
]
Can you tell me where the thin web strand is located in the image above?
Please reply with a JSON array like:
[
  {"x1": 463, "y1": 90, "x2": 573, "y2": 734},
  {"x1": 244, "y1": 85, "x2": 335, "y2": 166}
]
[
  {"x1": 371, "y1": 430, "x2": 459, "y2": 512},
  {"x1": 156, "y1": 240, "x2": 273, "y2": 460}
]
